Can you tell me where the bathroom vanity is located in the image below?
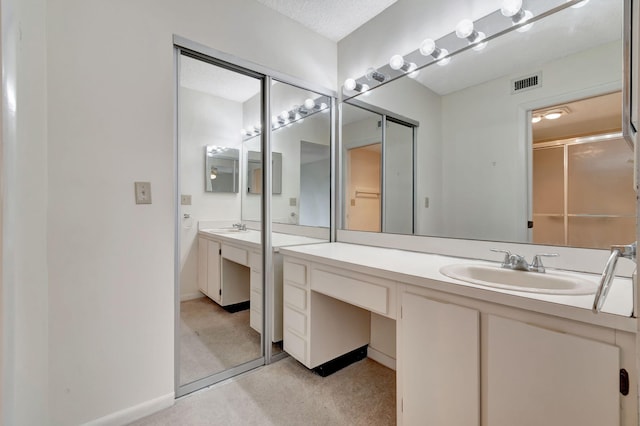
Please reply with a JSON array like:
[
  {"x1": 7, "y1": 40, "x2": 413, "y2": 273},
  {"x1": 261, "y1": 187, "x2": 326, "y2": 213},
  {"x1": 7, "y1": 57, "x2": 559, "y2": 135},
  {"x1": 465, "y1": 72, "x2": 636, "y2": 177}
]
[
  {"x1": 197, "y1": 228, "x2": 324, "y2": 342},
  {"x1": 280, "y1": 242, "x2": 636, "y2": 426}
]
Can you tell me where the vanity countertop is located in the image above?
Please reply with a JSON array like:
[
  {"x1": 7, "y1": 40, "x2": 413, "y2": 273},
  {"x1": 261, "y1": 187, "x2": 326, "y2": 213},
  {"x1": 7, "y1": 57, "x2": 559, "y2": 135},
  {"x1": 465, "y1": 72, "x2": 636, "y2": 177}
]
[
  {"x1": 199, "y1": 228, "x2": 326, "y2": 250},
  {"x1": 279, "y1": 242, "x2": 636, "y2": 332}
]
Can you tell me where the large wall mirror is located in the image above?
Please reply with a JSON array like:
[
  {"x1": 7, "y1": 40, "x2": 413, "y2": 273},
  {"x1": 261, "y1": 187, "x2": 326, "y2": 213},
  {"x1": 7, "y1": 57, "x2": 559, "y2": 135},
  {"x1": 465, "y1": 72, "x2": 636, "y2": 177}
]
[{"x1": 341, "y1": 0, "x2": 633, "y2": 250}]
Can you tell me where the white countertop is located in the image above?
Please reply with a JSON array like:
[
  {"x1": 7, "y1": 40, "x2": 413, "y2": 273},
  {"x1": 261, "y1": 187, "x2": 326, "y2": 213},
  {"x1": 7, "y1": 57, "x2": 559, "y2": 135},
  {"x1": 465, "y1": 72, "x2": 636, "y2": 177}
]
[
  {"x1": 279, "y1": 242, "x2": 636, "y2": 332},
  {"x1": 199, "y1": 228, "x2": 327, "y2": 250}
]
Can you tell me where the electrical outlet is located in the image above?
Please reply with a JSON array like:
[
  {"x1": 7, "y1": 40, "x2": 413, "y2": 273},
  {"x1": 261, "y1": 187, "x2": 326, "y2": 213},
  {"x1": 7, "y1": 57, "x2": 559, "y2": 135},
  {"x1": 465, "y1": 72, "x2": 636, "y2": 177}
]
[
  {"x1": 289, "y1": 197, "x2": 297, "y2": 206},
  {"x1": 424, "y1": 197, "x2": 429, "y2": 208},
  {"x1": 134, "y1": 182, "x2": 152, "y2": 204},
  {"x1": 181, "y1": 194, "x2": 192, "y2": 205}
]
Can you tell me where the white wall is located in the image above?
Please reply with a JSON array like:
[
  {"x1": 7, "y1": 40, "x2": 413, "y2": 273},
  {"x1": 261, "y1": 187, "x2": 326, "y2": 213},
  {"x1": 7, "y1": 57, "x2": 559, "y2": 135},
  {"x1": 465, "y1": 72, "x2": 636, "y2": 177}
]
[
  {"x1": 42, "y1": 0, "x2": 336, "y2": 424},
  {"x1": 1, "y1": 0, "x2": 49, "y2": 424},
  {"x1": 441, "y1": 41, "x2": 622, "y2": 242},
  {"x1": 179, "y1": 87, "x2": 243, "y2": 299}
]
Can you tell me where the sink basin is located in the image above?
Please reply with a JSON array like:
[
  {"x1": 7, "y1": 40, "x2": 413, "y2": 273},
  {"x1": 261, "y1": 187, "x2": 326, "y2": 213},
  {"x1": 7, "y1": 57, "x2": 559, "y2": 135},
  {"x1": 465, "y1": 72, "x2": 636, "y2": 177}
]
[
  {"x1": 202, "y1": 228, "x2": 248, "y2": 234},
  {"x1": 439, "y1": 264, "x2": 598, "y2": 295}
]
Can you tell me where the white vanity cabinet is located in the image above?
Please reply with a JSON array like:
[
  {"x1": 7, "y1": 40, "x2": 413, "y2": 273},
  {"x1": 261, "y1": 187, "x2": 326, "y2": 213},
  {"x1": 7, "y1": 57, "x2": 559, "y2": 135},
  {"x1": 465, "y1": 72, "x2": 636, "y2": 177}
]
[
  {"x1": 399, "y1": 292, "x2": 479, "y2": 426},
  {"x1": 197, "y1": 237, "x2": 221, "y2": 303},
  {"x1": 248, "y1": 250, "x2": 284, "y2": 342}
]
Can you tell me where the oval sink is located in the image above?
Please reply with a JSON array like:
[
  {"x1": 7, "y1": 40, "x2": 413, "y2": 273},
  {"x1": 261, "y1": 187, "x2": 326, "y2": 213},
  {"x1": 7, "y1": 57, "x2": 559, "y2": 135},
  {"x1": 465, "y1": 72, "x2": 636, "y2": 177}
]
[{"x1": 439, "y1": 264, "x2": 598, "y2": 295}]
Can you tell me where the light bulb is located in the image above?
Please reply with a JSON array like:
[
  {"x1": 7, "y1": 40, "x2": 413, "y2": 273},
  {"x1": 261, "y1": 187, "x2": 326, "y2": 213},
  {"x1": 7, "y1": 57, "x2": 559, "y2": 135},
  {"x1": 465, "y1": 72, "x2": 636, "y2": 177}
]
[
  {"x1": 544, "y1": 112, "x2": 562, "y2": 120},
  {"x1": 389, "y1": 55, "x2": 405, "y2": 70},
  {"x1": 456, "y1": 19, "x2": 475, "y2": 39},
  {"x1": 344, "y1": 78, "x2": 357, "y2": 91},
  {"x1": 304, "y1": 98, "x2": 315, "y2": 109},
  {"x1": 531, "y1": 115, "x2": 542, "y2": 124},
  {"x1": 501, "y1": 0, "x2": 523, "y2": 17},
  {"x1": 406, "y1": 63, "x2": 418, "y2": 79},
  {"x1": 516, "y1": 10, "x2": 534, "y2": 32},
  {"x1": 472, "y1": 32, "x2": 488, "y2": 51},
  {"x1": 361, "y1": 83, "x2": 370, "y2": 92},
  {"x1": 320, "y1": 102, "x2": 328, "y2": 110},
  {"x1": 420, "y1": 39, "x2": 436, "y2": 56},
  {"x1": 210, "y1": 167, "x2": 218, "y2": 180},
  {"x1": 437, "y1": 49, "x2": 451, "y2": 66},
  {"x1": 280, "y1": 110, "x2": 289, "y2": 120}
]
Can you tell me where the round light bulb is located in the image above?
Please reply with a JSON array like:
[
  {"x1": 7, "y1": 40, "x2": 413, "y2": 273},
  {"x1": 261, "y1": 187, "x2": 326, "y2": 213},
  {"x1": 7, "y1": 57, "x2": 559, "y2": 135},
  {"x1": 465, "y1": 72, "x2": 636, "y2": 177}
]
[
  {"x1": 456, "y1": 19, "x2": 474, "y2": 38},
  {"x1": 531, "y1": 115, "x2": 542, "y2": 124},
  {"x1": 407, "y1": 63, "x2": 418, "y2": 79},
  {"x1": 544, "y1": 112, "x2": 563, "y2": 120},
  {"x1": 361, "y1": 83, "x2": 370, "y2": 92},
  {"x1": 389, "y1": 55, "x2": 405, "y2": 70},
  {"x1": 344, "y1": 78, "x2": 357, "y2": 91},
  {"x1": 280, "y1": 110, "x2": 289, "y2": 120},
  {"x1": 320, "y1": 102, "x2": 328, "y2": 110},
  {"x1": 501, "y1": 0, "x2": 523, "y2": 17},
  {"x1": 304, "y1": 98, "x2": 315, "y2": 109},
  {"x1": 516, "y1": 10, "x2": 534, "y2": 32},
  {"x1": 472, "y1": 32, "x2": 488, "y2": 51},
  {"x1": 437, "y1": 49, "x2": 451, "y2": 66},
  {"x1": 419, "y1": 38, "x2": 436, "y2": 56}
]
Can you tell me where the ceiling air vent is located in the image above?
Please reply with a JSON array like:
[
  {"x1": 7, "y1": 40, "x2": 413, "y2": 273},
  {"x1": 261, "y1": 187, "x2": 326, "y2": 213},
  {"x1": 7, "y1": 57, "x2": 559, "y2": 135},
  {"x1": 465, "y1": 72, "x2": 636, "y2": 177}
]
[{"x1": 511, "y1": 72, "x2": 541, "y2": 94}]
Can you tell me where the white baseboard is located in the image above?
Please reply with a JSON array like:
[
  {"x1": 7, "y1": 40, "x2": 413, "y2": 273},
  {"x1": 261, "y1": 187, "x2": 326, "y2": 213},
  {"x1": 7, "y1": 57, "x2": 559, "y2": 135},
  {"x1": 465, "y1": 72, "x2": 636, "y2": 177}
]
[
  {"x1": 367, "y1": 347, "x2": 396, "y2": 371},
  {"x1": 83, "y1": 392, "x2": 174, "y2": 426},
  {"x1": 180, "y1": 291, "x2": 204, "y2": 302}
]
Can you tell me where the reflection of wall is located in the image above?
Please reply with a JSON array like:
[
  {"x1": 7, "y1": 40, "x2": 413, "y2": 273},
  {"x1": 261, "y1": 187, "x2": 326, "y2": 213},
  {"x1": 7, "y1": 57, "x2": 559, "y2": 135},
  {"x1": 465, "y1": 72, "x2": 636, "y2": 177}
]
[
  {"x1": 179, "y1": 87, "x2": 242, "y2": 299},
  {"x1": 300, "y1": 156, "x2": 330, "y2": 227},
  {"x1": 441, "y1": 41, "x2": 622, "y2": 242}
]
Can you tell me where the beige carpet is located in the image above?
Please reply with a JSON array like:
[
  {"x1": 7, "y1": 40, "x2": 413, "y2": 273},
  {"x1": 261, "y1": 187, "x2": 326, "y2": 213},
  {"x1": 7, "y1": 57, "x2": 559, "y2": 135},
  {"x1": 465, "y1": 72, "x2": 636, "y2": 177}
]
[
  {"x1": 134, "y1": 356, "x2": 396, "y2": 425},
  {"x1": 180, "y1": 297, "x2": 262, "y2": 385}
]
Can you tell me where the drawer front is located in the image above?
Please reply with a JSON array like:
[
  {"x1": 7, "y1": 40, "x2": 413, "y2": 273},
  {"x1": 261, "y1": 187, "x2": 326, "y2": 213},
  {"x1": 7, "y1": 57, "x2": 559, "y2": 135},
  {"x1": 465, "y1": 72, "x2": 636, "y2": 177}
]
[
  {"x1": 250, "y1": 289, "x2": 262, "y2": 312},
  {"x1": 283, "y1": 261, "x2": 307, "y2": 286},
  {"x1": 283, "y1": 283, "x2": 307, "y2": 311},
  {"x1": 222, "y1": 244, "x2": 248, "y2": 265},
  {"x1": 249, "y1": 308, "x2": 262, "y2": 332},
  {"x1": 250, "y1": 270, "x2": 262, "y2": 292},
  {"x1": 284, "y1": 329, "x2": 307, "y2": 365},
  {"x1": 284, "y1": 306, "x2": 307, "y2": 337},
  {"x1": 311, "y1": 268, "x2": 390, "y2": 316},
  {"x1": 249, "y1": 251, "x2": 261, "y2": 272}
]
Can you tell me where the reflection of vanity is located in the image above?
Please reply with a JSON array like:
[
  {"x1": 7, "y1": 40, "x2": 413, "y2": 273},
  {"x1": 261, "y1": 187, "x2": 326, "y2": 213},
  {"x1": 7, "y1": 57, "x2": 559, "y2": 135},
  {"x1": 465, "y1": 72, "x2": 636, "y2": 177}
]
[
  {"x1": 281, "y1": 242, "x2": 636, "y2": 425},
  {"x1": 197, "y1": 228, "x2": 325, "y2": 342}
]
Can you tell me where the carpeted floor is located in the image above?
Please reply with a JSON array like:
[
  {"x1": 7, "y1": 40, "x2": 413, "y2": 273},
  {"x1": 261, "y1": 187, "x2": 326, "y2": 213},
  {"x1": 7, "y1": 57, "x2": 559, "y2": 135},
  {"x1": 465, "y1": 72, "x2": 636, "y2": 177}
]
[
  {"x1": 179, "y1": 297, "x2": 262, "y2": 385},
  {"x1": 133, "y1": 356, "x2": 396, "y2": 425}
]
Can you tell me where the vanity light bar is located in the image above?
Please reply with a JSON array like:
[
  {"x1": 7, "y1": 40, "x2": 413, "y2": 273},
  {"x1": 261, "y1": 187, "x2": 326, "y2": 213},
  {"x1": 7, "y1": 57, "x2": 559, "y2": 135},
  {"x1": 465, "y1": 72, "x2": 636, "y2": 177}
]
[
  {"x1": 342, "y1": 0, "x2": 579, "y2": 98},
  {"x1": 241, "y1": 96, "x2": 330, "y2": 140}
]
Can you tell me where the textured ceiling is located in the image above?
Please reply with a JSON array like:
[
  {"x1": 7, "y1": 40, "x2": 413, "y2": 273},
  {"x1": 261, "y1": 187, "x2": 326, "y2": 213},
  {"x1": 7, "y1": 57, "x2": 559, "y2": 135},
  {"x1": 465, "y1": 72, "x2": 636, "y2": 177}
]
[{"x1": 254, "y1": 0, "x2": 398, "y2": 41}]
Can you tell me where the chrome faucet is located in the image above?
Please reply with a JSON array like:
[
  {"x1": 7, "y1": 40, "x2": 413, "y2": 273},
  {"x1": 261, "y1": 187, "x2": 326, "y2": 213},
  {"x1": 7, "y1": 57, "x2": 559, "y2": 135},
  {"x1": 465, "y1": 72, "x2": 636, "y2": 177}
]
[
  {"x1": 491, "y1": 249, "x2": 558, "y2": 273},
  {"x1": 593, "y1": 242, "x2": 636, "y2": 313},
  {"x1": 232, "y1": 223, "x2": 247, "y2": 231}
]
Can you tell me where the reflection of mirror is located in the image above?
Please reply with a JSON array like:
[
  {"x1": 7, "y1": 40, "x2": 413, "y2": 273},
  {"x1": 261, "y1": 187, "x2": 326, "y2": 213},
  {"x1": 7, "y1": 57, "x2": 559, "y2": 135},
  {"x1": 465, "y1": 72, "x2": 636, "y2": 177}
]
[
  {"x1": 241, "y1": 81, "x2": 331, "y2": 228},
  {"x1": 205, "y1": 146, "x2": 239, "y2": 193},
  {"x1": 246, "y1": 150, "x2": 282, "y2": 194},
  {"x1": 341, "y1": 0, "x2": 630, "y2": 249},
  {"x1": 178, "y1": 53, "x2": 262, "y2": 392}
]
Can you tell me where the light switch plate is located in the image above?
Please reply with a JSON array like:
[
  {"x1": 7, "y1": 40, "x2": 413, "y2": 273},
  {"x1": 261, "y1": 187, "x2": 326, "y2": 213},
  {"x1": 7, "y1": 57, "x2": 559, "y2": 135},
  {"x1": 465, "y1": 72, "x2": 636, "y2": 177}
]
[
  {"x1": 181, "y1": 194, "x2": 192, "y2": 205},
  {"x1": 135, "y1": 182, "x2": 152, "y2": 204}
]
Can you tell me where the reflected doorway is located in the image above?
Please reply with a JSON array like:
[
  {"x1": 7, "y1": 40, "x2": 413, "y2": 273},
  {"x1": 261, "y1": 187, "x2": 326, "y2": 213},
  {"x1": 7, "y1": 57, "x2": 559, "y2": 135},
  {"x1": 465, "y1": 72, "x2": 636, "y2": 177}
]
[
  {"x1": 347, "y1": 143, "x2": 382, "y2": 231},
  {"x1": 531, "y1": 91, "x2": 635, "y2": 248}
]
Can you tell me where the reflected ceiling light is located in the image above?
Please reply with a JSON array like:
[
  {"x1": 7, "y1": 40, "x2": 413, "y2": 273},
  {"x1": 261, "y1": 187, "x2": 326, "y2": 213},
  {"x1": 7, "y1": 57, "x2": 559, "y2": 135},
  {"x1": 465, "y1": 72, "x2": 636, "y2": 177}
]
[
  {"x1": 541, "y1": 106, "x2": 571, "y2": 120},
  {"x1": 501, "y1": 0, "x2": 534, "y2": 32},
  {"x1": 419, "y1": 38, "x2": 451, "y2": 66},
  {"x1": 389, "y1": 55, "x2": 418, "y2": 74},
  {"x1": 570, "y1": 0, "x2": 589, "y2": 8},
  {"x1": 344, "y1": 78, "x2": 370, "y2": 93},
  {"x1": 210, "y1": 167, "x2": 218, "y2": 180},
  {"x1": 366, "y1": 67, "x2": 387, "y2": 83},
  {"x1": 456, "y1": 19, "x2": 487, "y2": 51},
  {"x1": 531, "y1": 115, "x2": 542, "y2": 124},
  {"x1": 319, "y1": 102, "x2": 329, "y2": 111}
]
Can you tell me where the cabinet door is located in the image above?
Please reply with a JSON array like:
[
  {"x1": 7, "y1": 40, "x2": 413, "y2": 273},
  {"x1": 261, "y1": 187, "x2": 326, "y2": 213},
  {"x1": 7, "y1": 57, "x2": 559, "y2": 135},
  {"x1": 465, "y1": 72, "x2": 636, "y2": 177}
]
[
  {"x1": 207, "y1": 240, "x2": 221, "y2": 303},
  {"x1": 197, "y1": 237, "x2": 208, "y2": 295},
  {"x1": 486, "y1": 315, "x2": 619, "y2": 426},
  {"x1": 401, "y1": 293, "x2": 479, "y2": 426}
]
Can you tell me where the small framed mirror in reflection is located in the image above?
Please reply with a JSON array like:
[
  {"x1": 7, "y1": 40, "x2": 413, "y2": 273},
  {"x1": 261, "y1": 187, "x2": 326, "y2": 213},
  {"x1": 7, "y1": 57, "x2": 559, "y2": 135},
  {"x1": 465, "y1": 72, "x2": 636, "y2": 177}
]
[{"x1": 205, "y1": 146, "x2": 239, "y2": 193}]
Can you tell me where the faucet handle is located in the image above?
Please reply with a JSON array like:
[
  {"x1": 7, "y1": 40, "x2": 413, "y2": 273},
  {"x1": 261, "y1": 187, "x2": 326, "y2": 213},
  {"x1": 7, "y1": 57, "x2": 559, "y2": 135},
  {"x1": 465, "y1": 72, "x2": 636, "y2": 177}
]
[
  {"x1": 490, "y1": 249, "x2": 511, "y2": 266},
  {"x1": 531, "y1": 253, "x2": 558, "y2": 272}
]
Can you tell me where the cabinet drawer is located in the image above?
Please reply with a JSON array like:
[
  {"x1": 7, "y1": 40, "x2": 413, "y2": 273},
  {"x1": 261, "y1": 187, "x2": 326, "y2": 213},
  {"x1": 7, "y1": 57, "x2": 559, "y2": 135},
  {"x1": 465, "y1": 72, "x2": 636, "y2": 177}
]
[
  {"x1": 284, "y1": 261, "x2": 307, "y2": 285},
  {"x1": 311, "y1": 268, "x2": 392, "y2": 316},
  {"x1": 250, "y1": 308, "x2": 262, "y2": 332},
  {"x1": 250, "y1": 270, "x2": 262, "y2": 292},
  {"x1": 222, "y1": 244, "x2": 248, "y2": 265},
  {"x1": 284, "y1": 306, "x2": 307, "y2": 337},
  {"x1": 250, "y1": 289, "x2": 262, "y2": 312},
  {"x1": 249, "y1": 251, "x2": 261, "y2": 272},
  {"x1": 283, "y1": 284, "x2": 307, "y2": 311},
  {"x1": 284, "y1": 329, "x2": 307, "y2": 364}
]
